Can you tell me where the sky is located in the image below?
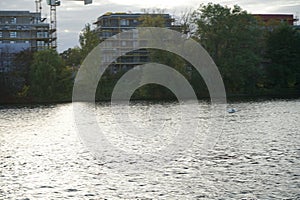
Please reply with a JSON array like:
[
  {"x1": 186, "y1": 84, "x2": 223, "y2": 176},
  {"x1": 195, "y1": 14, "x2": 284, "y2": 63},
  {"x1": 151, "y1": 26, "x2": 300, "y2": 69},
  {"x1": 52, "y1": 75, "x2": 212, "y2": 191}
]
[{"x1": 1, "y1": 0, "x2": 299, "y2": 52}]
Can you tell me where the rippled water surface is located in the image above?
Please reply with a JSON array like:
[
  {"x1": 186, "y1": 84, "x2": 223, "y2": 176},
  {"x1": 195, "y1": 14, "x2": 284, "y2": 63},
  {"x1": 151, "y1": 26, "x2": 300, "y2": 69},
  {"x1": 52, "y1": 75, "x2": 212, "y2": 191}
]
[{"x1": 0, "y1": 100, "x2": 299, "y2": 199}]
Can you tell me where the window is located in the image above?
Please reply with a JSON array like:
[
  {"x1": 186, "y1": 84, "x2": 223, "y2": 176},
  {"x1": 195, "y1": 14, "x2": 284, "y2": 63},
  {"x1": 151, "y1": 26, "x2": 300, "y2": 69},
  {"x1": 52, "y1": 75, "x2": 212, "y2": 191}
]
[
  {"x1": 103, "y1": 32, "x2": 111, "y2": 38},
  {"x1": 25, "y1": 40, "x2": 29, "y2": 44},
  {"x1": 133, "y1": 41, "x2": 138, "y2": 48},
  {"x1": 0, "y1": 40, "x2": 2, "y2": 44},
  {"x1": 0, "y1": 32, "x2": 2, "y2": 37},
  {"x1": 111, "y1": 19, "x2": 118, "y2": 27},
  {"x1": 120, "y1": 19, "x2": 129, "y2": 26},
  {"x1": 37, "y1": 31, "x2": 48, "y2": 38},
  {"x1": 37, "y1": 32, "x2": 42, "y2": 38},
  {"x1": 10, "y1": 17, "x2": 17, "y2": 24},
  {"x1": 10, "y1": 32, "x2": 17, "y2": 38},
  {"x1": 133, "y1": 32, "x2": 138, "y2": 39},
  {"x1": 37, "y1": 40, "x2": 45, "y2": 46},
  {"x1": 10, "y1": 41, "x2": 16, "y2": 44}
]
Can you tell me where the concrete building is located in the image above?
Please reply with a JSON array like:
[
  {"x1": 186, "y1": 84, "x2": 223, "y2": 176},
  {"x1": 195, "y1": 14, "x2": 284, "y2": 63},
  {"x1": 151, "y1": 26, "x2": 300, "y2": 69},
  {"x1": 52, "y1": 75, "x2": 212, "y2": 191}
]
[
  {"x1": 93, "y1": 12, "x2": 176, "y2": 73},
  {"x1": 0, "y1": 11, "x2": 50, "y2": 73},
  {"x1": 94, "y1": 12, "x2": 174, "y2": 39}
]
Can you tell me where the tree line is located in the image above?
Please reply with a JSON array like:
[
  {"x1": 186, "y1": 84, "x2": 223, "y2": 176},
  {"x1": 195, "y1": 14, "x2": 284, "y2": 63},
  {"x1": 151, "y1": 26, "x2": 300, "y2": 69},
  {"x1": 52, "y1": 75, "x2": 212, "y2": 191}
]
[{"x1": 1, "y1": 3, "x2": 299, "y2": 103}]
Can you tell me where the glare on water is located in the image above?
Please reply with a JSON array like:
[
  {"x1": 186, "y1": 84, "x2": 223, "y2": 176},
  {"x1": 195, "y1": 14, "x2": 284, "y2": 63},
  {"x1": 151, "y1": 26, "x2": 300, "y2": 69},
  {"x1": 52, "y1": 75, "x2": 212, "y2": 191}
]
[{"x1": 0, "y1": 100, "x2": 299, "y2": 199}]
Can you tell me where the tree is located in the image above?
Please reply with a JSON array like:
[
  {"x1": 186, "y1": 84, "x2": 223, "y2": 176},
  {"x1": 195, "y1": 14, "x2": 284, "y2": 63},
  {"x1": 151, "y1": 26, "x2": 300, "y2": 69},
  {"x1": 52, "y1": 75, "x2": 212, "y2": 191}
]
[
  {"x1": 191, "y1": 3, "x2": 263, "y2": 94},
  {"x1": 29, "y1": 49, "x2": 72, "y2": 100},
  {"x1": 60, "y1": 47, "x2": 82, "y2": 67},
  {"x1": 60, "y1": 24, "x2": 101, "y2": 67},
  {"x1": 265, "y1": 24, "x2": 300, "y2": 89},
  {"x1": 13, "y1": 49, "x2": 34, "y2": 86},
  {"x1": 135, "y1": 11, "x2": 190, "y2": 99},
  {"x1": 178, "y1": 9, "x2": 194, "y2": 35},
  {"x1": 0, "y1": 49, "x2": 34, "y2": 99},
  {"x1": 138, "y1": 11, "x2": 166, "y2": 27},
  {"x1": 79, "y1": 23, "x2": 101, "y2": 61}
]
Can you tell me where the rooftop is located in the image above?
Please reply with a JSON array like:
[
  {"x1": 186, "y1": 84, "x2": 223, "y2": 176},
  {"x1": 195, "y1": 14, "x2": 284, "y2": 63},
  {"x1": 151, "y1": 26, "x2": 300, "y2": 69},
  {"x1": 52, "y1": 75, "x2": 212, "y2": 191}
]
[{"x1": 0, "y1": 10, "x2": 40, "y2": 17}]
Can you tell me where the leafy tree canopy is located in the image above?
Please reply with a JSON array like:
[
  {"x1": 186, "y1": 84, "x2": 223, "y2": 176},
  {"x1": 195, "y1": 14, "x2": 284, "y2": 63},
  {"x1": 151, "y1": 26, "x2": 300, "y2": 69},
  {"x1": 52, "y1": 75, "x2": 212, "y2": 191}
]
[
  {"x1": 191, "y1": 3, "x2": 263, "y2": 93},
  {"x1": 30, "y1": 49, "x2": 72, "y2": 100},
  {"x1": 79, "y1": 23, "x2": 101, "y2": 61},
  {"x1": 266, "y1": 24, "x2": 300, "y2": 88}
]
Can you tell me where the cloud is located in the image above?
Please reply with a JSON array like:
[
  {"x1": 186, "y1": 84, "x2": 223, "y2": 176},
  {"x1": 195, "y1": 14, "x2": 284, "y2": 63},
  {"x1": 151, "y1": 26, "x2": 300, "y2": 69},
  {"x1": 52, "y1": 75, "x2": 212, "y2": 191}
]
[
  {"x1": 1, "y1": 0, "x2": 299, "y2": 52},
  {"x1": 56, "y1": 1, "x2": 141, "y2": 52}
]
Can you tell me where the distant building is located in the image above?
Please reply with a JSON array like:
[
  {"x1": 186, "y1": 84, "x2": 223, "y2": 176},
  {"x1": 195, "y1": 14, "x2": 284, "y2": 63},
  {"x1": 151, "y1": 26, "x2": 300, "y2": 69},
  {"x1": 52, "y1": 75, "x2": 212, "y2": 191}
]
[
  {"x1": 93, "y1": 12, "x2": 176, "y2": 73},
  {"x1": 253, "y1": 14, "x2": 297, "y2": 26},
  {"x1": 252, "y1": 14, "x2": 299, "y2": 73},
  {"x1": 94, "y1": 12, "x2": 174, "y2": 39},
  {"x1": 0, "y1": 11, "x2": 50, "y2": 73}
]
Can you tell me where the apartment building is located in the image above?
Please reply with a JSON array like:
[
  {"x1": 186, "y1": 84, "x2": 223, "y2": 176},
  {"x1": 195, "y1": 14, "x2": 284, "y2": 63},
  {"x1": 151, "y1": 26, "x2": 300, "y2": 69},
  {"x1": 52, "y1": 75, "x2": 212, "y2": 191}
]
[
  {"x1": 0, "y1": 11, "x2": 50, "y2": 73},
  {"x1": 93, "y1": 12, "x2": 176, "y2": 73}
]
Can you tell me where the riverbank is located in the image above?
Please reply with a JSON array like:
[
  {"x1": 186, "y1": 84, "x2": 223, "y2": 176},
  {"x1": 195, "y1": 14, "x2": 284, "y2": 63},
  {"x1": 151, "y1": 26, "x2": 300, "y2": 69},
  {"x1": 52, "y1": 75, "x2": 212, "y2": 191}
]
[{"x1": 1, "y1": 90, "x2": 299, "y2": 106}]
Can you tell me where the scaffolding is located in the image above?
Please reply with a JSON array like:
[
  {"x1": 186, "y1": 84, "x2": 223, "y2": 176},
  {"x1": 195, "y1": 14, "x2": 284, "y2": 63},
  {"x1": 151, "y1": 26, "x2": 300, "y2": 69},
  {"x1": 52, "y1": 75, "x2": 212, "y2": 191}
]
[
  {"x1": 35, "y1": 0, "x2": 92, "y2": 50},
  {"x1": 35, "y1": 0, "x2": 42, "y2": 13},
  {"x1": 0, "y1": 11, "x2": 51, "y2": 73},
  {"x1": 47, "y1": 0, "x2": 60, "y2": 49}
]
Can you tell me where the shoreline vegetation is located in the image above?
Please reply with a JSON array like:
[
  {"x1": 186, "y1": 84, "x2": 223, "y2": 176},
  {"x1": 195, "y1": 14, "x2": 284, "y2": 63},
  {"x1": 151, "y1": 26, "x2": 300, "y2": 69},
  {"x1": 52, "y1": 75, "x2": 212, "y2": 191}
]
[
  {"x1": 1, "y1": 3, "x2": 299, "y2": 105},
  {"x1": 1, "y1": 92, "x2": 299, "y2": 106}
]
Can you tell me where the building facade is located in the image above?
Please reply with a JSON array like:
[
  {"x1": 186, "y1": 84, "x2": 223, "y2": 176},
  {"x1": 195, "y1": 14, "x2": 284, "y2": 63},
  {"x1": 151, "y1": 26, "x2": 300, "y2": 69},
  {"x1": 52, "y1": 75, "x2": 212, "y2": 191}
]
[
  {"x1": 93, "y1": 12, "x2": 176, "y2": 73},
  {"x1": 94, "y1": 12, "x2": 174, "y2": 39},
  {"x1": 253, "y1": 14, "x2": 296, "y2": 26},
  {"x1": 0, "y1": 11, "x2": 50, "y2": 73}
]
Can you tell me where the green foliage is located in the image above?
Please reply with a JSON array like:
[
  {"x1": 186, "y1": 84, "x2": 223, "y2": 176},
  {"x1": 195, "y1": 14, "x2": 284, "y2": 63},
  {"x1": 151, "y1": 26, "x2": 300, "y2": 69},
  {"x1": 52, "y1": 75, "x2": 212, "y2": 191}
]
[
  {"x1": 61, "y1": 24, "x2": 100, "y2": 67},
  {"x1": 17, "y1": 85, "x2": 30, "y2": 98},
  {"x1": 265, "y1": 24, "x2": 300, "y2": 88},
  {"x1": 8, "y1": 5, "x2": 297, "y2": 102},
  {"x1": 96, "y1": 72, "x2": 123, "y2": 101},
  {"x1": 0, "y1": 50, "x2": 34, "y2": 99},
  {"x1": 192, "y1": 3, "x2": 263, "y2": 93},
  {"x1": 136, "y1": 12, "x2": 190, "y2": 99},
  {"x1": 29, "y1": 49, "x2": 72, "y2": 101},
  {"x1": 144, "y1": 50, "x2": 190, "y2": 99},
  {"x1": 13, "y1": 49, "x2": 34, "y2": 86},
  {"x1": 138, "y1": 15, "x2": 166, "y2": 27},
  {"x1": 0, "y1": 72, "x2": 21, "y2": 97},
  {"x1": 60, "y1": 47, "x2": 82, "y2": 67},
  {"x1": 79, "y1": 23, "x2": 101, "y2": 61},
  {"x1": 139, "y1": 8, "x2": 167, "y2": 27},
  {"x1": 0, "y1": 73, "x2": 12, "y2": 97}
]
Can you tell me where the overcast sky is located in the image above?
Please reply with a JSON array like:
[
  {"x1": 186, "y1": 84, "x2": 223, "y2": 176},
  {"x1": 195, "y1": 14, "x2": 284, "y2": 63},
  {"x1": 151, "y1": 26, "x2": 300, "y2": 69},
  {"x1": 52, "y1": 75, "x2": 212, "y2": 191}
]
[{"x1": 1, "y1": 0, "x2": 299, "y2": 52}]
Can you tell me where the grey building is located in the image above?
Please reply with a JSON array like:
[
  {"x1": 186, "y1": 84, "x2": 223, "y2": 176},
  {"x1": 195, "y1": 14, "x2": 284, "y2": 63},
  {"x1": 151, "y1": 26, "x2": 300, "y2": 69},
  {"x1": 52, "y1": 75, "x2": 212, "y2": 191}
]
[
  {"x1": 0, "y1": 11, "x2": 50, "y2": 73},
  {"x1": 94, "y1": 12, "x2": 174, "y2": 39},
  {"x1": 93, "y1": 12, "x2": 176, "y2": 73}
]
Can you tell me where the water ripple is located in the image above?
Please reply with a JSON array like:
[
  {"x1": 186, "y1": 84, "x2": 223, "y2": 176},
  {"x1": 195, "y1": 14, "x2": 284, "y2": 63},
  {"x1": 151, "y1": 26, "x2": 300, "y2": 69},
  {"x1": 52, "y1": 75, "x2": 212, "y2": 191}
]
[{"x1": 0, "y1": 100, "x2": 299, "y2": 199}]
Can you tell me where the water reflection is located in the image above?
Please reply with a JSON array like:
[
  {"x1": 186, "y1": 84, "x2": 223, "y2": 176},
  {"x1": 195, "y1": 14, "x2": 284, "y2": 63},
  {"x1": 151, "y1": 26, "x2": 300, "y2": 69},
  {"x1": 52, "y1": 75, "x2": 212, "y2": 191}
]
[{"x1": 0, "y1": 100, "x2": 299, "y2": 199}]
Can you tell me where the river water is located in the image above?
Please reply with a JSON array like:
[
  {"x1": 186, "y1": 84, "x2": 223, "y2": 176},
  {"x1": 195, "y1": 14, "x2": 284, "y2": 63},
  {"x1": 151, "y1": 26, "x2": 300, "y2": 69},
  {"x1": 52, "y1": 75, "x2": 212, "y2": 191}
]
[{"x1": 0, "y1": 99, "x2": 299, "y2": 199}]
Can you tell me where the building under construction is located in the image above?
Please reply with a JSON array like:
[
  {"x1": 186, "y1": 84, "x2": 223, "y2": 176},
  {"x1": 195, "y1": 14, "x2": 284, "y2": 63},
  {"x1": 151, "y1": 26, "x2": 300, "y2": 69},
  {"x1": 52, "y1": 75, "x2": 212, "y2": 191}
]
[{"x1": 0, "y1": 11, "x2": 51, "y2": 73}]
